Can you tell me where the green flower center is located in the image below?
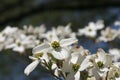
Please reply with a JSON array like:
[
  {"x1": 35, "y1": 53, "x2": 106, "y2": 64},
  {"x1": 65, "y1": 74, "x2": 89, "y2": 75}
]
[
  {"x1": 106, "y1": 33, "x2": 113, "y2": 38},
  {"x1": 51, "y1": 41, "x2": 60, "y2": 50},
  {"x1": 2, "y1": 33, "x2": 6, "y2": 36},
  {"x1": 114, "y1": 72, "x2": 119, "y2": 78},
  {"x1": 97, "y1": 61, "x2": 104, "y2": 68},
  {"x1": 88, "y1": 28, "x2": 92, "y2": 32},
  {"x1": 72, "y1": 63, "x2": 80, "y2": 72},
  {"x1": 34, "y1": 52, "x2": 43, "y2": 58},
  {"x1": 17, "y1": 42, "x2": 21, "y2": 46}
]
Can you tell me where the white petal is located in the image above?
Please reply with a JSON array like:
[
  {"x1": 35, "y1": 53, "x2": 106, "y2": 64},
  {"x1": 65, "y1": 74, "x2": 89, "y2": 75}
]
[
  {"x1": 60, "y1": 38, "x2": 78, "y2": 47},
  {"x1": 104, "y1": 54, "x2": 112, "y2": 66},
  {"x1": 51, "y1": 63, "x2": 57, "y2": 70},
  {"x1": 109, "y1": 49, "x2": 120, "y2": 62},
  {"x1": 96, "y1": 20, "x2": 104, "y2": 30},
  {"x1": 52, "y1": 48, "x2": 69, "y2": 60},
  {"x1": 32, "y1": 43, "x2": 50, "y2": 54},
  {"x1": 0, "y1": 35, "x2": 5, "y2": 42},
  {"x1": 79, "y1": 55, "x2": 93, "y2": 71},
  {"x1": 88, "y1": 22, "x2": 96, "y2": 30},
  {"x1": 29, "y1": 56, "x2": 37, "y2": 60},
  {"x1": 113, "y1": 62, "x2": 120, "y2": 67},
  {"x1": 70, "y1": 53, "x2": 78, "y2": 64},
  {"x1": 65, "y1": 23, "x2": 71, "y2": 33},
  {"x1": 71, "y1": 52, "x2": 84, "y2": 64},
  {"x1": 92, "y1": 68, "x2": 101, "y2": 80},
  {"x1": 116, "y1": 78, "x2": 120, "y2": 80},
  {"x1": 2, "y1": 26, "x2": 18, "y2": 34},
  {"x1": 24, "y1": 60, "x2": 39, "y2": 76},
  {"x1": 13, "y1": 46, "x2": 25, "y2": 53},
  {"x1": 54, "y1": 68, "x2": 59, "y2": 77},
  {"x1": 40, "y1": 53, "x2": 49, "y2": 62},
  {"x1": 96, "y1": 49, "x2": 106, "y2": 62},
  {"x1": 62, "y1": 61, "x2": 72, "y2": 72},
  {"x1": 5, "y1": 43, "x2": 16, "y2": 49},
  {"x1": 74, "y1": 71, "x2": 80, "y2": 80},
  {"x1": 52, "y1": 28, "x2": 59, "y2": 41},
  {"x1": 85, "y1": 28, "x2": 97, "y2": 37},
  {"x1": 78, "y1": 28, "x2": 86, "y2": 36}
]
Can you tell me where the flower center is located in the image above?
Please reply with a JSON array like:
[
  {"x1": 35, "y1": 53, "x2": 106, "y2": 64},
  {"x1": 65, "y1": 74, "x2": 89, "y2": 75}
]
[
  {"x1": 2, "y1": 33, "x2": 6, "y2": 36},
  {"x1": 17, "y1": 42, "x2": 21, "y2": 46},
  {"x1": 34, "y1": 52, "x2": 43, "y2": 58},
  {"x1": 88, "y1": 28, "x2": 92, "y2": 32},
  {"x1": 51, "y1": 41, "x2": 60, "y2": 50},
  {"x1": 97, "y1": 61, "x2": 104, "y2": 68},
  {"x1": 106, "y1": 34, "x2": 113, "y2": 38},
  {"x1": 114, "y1": 72, "x2": 119, "y2": 78},
  {"x1": 72, "y1": 63, "x2": 80, "y2": 72}
]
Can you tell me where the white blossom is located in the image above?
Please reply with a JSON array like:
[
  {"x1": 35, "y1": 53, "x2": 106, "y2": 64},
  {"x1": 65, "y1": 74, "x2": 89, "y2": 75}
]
[
  {"x1": 33, "y1": 29, "x2": 78, "y2": 60},
  {"x1": 109, "y1": 48, "x2": 120, "y2": 62},
  {"x1": 97, "y1": 27, "x2": 119, "y2": 42},
  {"x1": 78, "y1": 20, "x2": 104, "y2": 37},
  {"x1": 0, "y1": 22, "x2": 119, "y2": 80},
  {"x1": 24, "y1": 59, "x2": 40, "y2": 76}
]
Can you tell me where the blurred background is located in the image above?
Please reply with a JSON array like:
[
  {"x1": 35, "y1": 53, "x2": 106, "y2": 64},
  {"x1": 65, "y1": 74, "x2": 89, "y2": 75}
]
[{"x1": 0, "y1": 0, "x2": 120, "y2": 80}]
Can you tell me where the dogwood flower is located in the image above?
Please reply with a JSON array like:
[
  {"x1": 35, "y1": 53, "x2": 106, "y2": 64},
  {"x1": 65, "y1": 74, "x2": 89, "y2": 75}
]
[
  {"x1": 107, "y1": 63, "x2": 120, "y2": 80},
  {"x1": 78, "y1": 25, "x2": 97, "y2": 37},
  {"x1": 88, "y1": 49, "x2": 113, "y2": 80},
  {"x1": 23, "y1": 24, "x2": 46, "y2": 35},
  {"x1": 5, "y1": 34, "x2": 38, "y2": 53},
  {"x1": 61, "y1": 47, "x2": 90, "y2": 80},
  {"x1": 56, "y1": 23, "x2": 77, "y2": 39},
  {"x1": 114, "y1": 21, "x2": 120, "y2": 26},
  {"x1": 61, "y1": 56, "x2": 81, "y2": 80},
  {"x1": 24, "y1": 43, "x2": 50, "y2": 76},
  {"x1": 78, "y1": 20, "x2": 104, "y2": 37},
  {"x1": 97, "y1": 27, "x2": 118, "y2": 42},
  {"x1": 109, "y1": 48, "x2": 120, "y2": 62},
  {"x1": 1, "y1": 26, "x2": 18, "y2": 35},
  {"x1": 33, "y1": 29, "x2": 78, "y2": 60},
  {"x1": 5, "y1": 39, "x2": 25, "y2": 53},
  {"x1": 1, "y1": 22, "x2": 120, "y2": 80},
  {"x1": 61, "y1": 58, "x2": 76, "y2": 80},
  {"x1": 88, "y1": 20, "x2": 104, "y2": 30},
  {"x1": 0, "y1": 32, "x2": 15, "y2": 51},
  {"x1": 95, "y1": 49, "x2": 112, "y2": 68}
]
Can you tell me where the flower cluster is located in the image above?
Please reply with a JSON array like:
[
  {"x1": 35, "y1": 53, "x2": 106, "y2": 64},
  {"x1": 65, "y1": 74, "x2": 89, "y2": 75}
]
[
  {"x1": 0, "y1": 20, "x2": 119, "y2": 53},
  {"x1": 77, "y1": 20, "x2": 120, "y2": 42},
  {"x1": 0, "y1": 25, "x2": 46, "y2": 53},
  {"x1": 0, "y1": 20, "x2": 120, "y2": 80},
  {"x1": 24, "y1": 30, "x2": 120, "y2": 80}
]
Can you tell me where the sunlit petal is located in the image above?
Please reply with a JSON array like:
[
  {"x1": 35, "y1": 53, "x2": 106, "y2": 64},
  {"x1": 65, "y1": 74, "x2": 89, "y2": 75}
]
[
  {"x1": 74, "y1": 71, "x2": 80, "y2": 80},
  {"x1": 79, "y1": 55, "x2": 93, "y2": 71},
  {"x1": 60, "y1": 38, "x2": 78, "y2": 47},
  {"x1": 32, "y1": 43, "x2": 50, "y2": 54},
  {"x1": 52, "y1": 48, "x2": 69, "y2": 60},
  {"x1": 24, "y1": 60, "x2": 39, "y2": 76},
  {"x1": 51, "y1": 28, "x2": 59, "y2": 41}
]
